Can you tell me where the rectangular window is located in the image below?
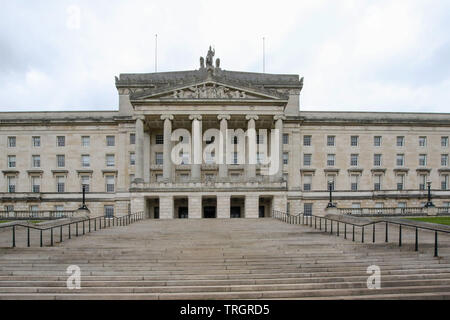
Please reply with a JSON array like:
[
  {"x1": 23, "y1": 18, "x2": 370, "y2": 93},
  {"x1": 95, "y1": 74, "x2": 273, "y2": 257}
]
[
  {"x1": 104, "y1": 205, "x2": 114, "y2": 218},
  {"x1": 57, "y1": 155, "x2": 65, "y2": 167},
  {"x1": 32, "y1": 155, "x2": 40, "y2": 168},
  {"x1": 396, "y1": 154, "x2": 404, "y2": 167},
  {"x1": 304, "y1": 203, "x2": 313, "y2": 216},
  {"x1": 156, "y1": 134, "x2": 164, "y2": 144},
  {"x1": 419, "y1": 154, "x2": 427, "y2": 166},
  {"x1": 327, "y1": 135, "x2": 335, "y2": 147},
  {"x1": 106, "y1": 175, "x2": 115, "y2": 192},
  {"x1": 32, "y1": 136, "x2": 41, "y2": 147},
  {"x1": 5, "y1": 205, "x2": 14, "y2": 212},
  {"x1": 106, "y1": 154, "x2": 115, "y2": 167},
  {"x1": 397, "y1": 174, "x2": 405, "y2": 191},
  {"x1": 81, "y1": 136, "x2": 90, "y2": 147},
  {"x1": 256, "y1": 134, "x2": 264, "y2": 145},
  {"x1": 233, "y1": 152, "x2": 238, "y2": 165},
  {"x1": 282, "y1": 152, "x2": 289, "y2": 165},
  {"x1": 303, "y1": 135, "x2": 311, "y2": 146},
  {"x1": 56, "y1": 176, "x2": 65, "y2": 193},
  {"x1": 106, "y1": 135, "x2": 115, "y2": 146},
  {"x1": 205, "y1": 151, "x2": 215, "y2": 164},
  {"x1": 351, "y1": 136, "x2": 359, "y2": 147},
  {"x1": 441, "y1": 154, "x2": 449, "y2": 167},
  {"x1": 350, "y1": 154, "x2": 359, "y2": 166},
  {"x1": 374, "y1": 136, "x2": 382, "y2": 147},
  {"x1": 374, "y1": 154, "x2": 382, "y2": 166},
  {"x1": 442, "y1": 136, "x2": 449, "y2": 147},
  {"x1": 8, "y1": 155, "x2": 16, "y2": 168},
  {"x1": 441, "y1": 175, "x2": 449, "y2": 190},
  {"x1": 81, "y1": 175, "x2": 90, "y2": 192},
  {"x1": 419, "y1": 136, "x2": 427, "y2": 147},
  {"x1": 397, "y1": 136, "x2": 405, "y2": 147},
  {"x1": 7, "y1": 176, "x2": 16, "y2": 193},
  {"x1": 282, "y1": 134, "x2": 289, "y2": 145},
  {"x1": 327, "y1": 154, "x2": 335, "y2": 166},
  {"x1": 81, "y1": 155, "x2": 90, "y2": 167},
  {"x1": 419, "y1": 174, "x2": 427, "y2": 190},
  {"x1": 256, "y1": 152, "x2": 264, "y2": 165},
  {"x1": 351, "y1": 175, "x2": 359, "y2": 191},
  {"x1": 57, "y1": 136, "x2": 65, "y2": 147},
  {"x1": 374, "y1": 175, "x2": 382, "y2": 191},
  {"x1": 155, "y1": 152, "x2": 163, "y2": 165},
  {"x1": 130, "y1": 152, "x2": 136, "y2": 165},
  {"x1": 303, "y1": 154, "x2": 312, "y2": 166},
  {"x1": 31, "y1": 176, "x2": 40, "y2": 193},
  {"x1": 181, "y1": 153, "x2": 189, "y2": 165},
  {"x1": 303, "y1": 175, "x2": 312, "y2": 191},
  {"x1": 130, "y1": 133, "x2": 136, "y2": 145},
  {"x1": 8, "y1": 136, "x2": 16, "y2": 148}
]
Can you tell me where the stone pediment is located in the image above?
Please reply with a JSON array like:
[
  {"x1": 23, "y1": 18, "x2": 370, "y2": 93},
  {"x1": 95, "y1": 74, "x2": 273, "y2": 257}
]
[{"x1": 130, "y1": 80, "x2": 288, "y2": 103}]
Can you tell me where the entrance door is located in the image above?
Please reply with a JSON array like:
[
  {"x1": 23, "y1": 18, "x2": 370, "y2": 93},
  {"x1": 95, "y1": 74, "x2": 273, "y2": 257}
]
[
  {"x1": 230, "y1": 206, "x2": 241, "y2": 218},
  {"x1": 203, "y1": 206, "x2": 216, "y2": 218},
  {"x1": 154, "y1": 207, "x2": 159, "y2": 219},
  {"x1": 178, "y1": 207, "x2": 188, "y2": 219},
  {"x1": 259, "y1": 206, "x2": 265, "y2": 218}
]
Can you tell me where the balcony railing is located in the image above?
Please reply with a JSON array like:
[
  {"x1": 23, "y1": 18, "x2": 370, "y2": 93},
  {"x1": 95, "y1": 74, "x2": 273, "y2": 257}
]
[
  {"x1": 339, "y1": 207, "x2": 427, "y2": 216},
  {"x1": 0, "y1": 210, "x2": 75, "y2": 220}
]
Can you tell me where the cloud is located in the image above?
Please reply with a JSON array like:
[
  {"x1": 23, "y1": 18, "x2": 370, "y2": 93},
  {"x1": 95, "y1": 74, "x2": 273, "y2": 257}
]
[{"x1": 0, "y1": 0, "x2": 449, "y2": 112}]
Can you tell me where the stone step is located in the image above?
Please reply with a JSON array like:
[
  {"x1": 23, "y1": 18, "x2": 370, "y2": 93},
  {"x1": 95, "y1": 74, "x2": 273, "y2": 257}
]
[{"x1": 2, "y1": 285, "x2": 450, "y2": 300}]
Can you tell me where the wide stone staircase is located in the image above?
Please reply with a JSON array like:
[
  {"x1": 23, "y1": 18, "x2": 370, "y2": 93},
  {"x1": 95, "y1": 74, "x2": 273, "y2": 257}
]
[{"x1": 1, "y1": 218, "x2": 450, "y2": 299}]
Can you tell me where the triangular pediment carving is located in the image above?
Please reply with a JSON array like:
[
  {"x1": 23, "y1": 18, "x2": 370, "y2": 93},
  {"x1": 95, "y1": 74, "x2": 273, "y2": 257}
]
[{"x1": 130, "y1": 80, "x2": 287, "y2": 102}]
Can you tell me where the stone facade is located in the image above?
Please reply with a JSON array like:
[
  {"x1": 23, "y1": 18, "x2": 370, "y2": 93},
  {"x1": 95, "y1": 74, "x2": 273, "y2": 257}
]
[{"x1": 1, "y1": 50, "x2": 450, "y2": 218}]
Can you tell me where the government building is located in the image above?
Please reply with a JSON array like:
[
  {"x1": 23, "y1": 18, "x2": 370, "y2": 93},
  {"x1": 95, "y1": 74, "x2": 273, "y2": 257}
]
[{"x1": 1, "y1": 48, "x2": 450, "y2": 218}]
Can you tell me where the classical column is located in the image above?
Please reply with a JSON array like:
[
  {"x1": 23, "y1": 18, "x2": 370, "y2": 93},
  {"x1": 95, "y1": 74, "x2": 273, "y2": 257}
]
[
  {"x1": 189, "y1": 115, "x2": 202, "y2": 182},
  {"x1": 246, "y1": 115, "x2": 259, "y2": 180},
  {"x1": 161, "y1": 114, "x2": 174, "y2": 181},
  {"x1": 274, "y1": 115, "x2": 286, "y2": 179},
  {"x1": 217, "y1": 114, "x2": 230, "y2": 179},
  {"x1": 143, "y1": 131, "x2": 151, "y2": 183},
  {"x1": 134, "y1": 116, "x2": 145, "y2": 183}
]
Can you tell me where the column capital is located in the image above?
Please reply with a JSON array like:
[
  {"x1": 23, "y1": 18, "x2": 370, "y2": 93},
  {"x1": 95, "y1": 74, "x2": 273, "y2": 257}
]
[
  {"x1": 160, "y1": 114, "x2": 174, "y2": 121},
  {"x1": 135, "y1": 115, "x2": 145, "y2": 121},
  {"x1": 189, "y1": 114, "x2": 202, "y2": 121},
  {"x1": 217, "y1": 114, "x2": 231, "y2": 121},
  {"x1": 245, "y1": 114, "x2": 259, "y2": 121},
  {"x1": 274, "y1": 115, "x2": 286, "y2": 121}
]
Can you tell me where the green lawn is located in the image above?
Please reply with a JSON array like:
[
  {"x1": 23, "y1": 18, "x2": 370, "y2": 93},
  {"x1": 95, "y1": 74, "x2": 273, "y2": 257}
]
[
  {"x1": 0, "y1": 221, "x2": 11, "y2": 224},
  {"x1": 406, "y1": 217, "x2": 450, "y2": 226}
]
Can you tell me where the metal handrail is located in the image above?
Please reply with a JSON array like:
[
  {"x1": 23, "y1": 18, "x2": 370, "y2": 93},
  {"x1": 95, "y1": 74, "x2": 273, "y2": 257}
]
[
  {"x1": 0, "y1": 211, "x2": 146, "y2": 248},
  {"x1": 273, "y1": 210, "x2": 450, "y2": 257}
]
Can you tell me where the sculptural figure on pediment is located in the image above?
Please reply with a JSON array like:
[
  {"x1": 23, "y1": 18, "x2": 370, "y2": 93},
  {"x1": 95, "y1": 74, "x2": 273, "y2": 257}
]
[
  {"x1": 200, "y1": 57, "x2": 205, "y2": 69},
  {"x1": 206, "y1": 46, "x2": 215, "y2": 68}
]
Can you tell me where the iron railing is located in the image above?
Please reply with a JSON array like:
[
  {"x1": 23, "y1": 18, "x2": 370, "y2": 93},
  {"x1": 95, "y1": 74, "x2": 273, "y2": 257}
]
[
  {"x1": 273, "y1": 210, "x2": 450, "y2": 257},
  {"x1": 0, "y1": 211, "x2": 145, "y2": 248}
]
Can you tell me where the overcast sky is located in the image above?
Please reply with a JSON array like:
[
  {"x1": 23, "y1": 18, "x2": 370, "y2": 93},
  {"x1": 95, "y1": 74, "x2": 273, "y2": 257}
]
[{"x1": 1, "y1": 0, "x2": 449, "y2": 113}]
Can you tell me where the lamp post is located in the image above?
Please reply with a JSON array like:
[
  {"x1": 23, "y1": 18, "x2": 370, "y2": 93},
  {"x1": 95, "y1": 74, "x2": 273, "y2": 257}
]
[
  {"x1": 327, "y1": 181, "x2": 336, "y2": 208},
  {"x1": 424, "y1": 181, "x2": 435, "y2": 208},
  {"x1": 76, "y1": 184, "x2": 90, "y2": 217}
]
